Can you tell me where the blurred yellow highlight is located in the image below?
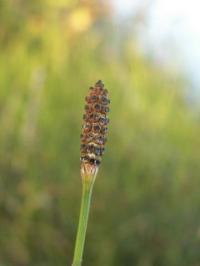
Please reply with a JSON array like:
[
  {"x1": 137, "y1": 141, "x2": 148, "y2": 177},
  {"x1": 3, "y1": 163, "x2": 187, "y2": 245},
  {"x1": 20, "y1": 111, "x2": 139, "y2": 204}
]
[{"x1": 68, "y1": 7, "x2": 92, "y2": 33}]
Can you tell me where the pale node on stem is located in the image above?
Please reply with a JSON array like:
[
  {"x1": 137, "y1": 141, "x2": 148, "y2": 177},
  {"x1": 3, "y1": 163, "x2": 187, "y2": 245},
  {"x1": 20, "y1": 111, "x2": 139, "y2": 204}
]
[{"x1": 80, "y1": 162, "x2": 99, "y2": 184}]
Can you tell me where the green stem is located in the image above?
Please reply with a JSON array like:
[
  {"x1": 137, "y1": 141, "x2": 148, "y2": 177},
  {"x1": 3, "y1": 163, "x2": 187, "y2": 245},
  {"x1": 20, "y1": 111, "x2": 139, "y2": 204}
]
[{"x1": 72, "y1": 180, "x2": 94, "y2": 266}]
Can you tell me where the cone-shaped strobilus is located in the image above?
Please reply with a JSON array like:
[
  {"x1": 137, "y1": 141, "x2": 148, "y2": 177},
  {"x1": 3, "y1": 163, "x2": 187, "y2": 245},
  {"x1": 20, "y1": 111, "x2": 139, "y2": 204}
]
[{"x1": 72, "y1": 81, "x2": 110, "y2": 266}]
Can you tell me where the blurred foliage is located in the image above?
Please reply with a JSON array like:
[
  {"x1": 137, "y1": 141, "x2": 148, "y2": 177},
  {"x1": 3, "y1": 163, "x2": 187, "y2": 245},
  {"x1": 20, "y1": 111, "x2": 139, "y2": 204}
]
[{"x1": 0, "y1": 0, "x2": 200, "y2": 266}]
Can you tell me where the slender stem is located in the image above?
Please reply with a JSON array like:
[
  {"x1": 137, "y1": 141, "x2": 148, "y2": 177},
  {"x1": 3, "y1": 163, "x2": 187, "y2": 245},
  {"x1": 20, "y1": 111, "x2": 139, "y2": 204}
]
[{"x1": 72, "y1": 180, "x2": 94, "y2": 266}]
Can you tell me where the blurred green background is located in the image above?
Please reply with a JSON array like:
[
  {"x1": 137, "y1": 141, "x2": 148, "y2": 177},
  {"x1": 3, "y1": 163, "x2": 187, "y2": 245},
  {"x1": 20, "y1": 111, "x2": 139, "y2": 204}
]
[{"x1": 1, "y1": 1, "x2": 200, "y2": 265}]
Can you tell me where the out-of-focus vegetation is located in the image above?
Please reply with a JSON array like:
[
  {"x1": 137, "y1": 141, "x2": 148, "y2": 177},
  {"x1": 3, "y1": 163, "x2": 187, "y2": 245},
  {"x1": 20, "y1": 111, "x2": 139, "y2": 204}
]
[{"x1": 0, "y1": 1, "x2": 200, "y2": 265}]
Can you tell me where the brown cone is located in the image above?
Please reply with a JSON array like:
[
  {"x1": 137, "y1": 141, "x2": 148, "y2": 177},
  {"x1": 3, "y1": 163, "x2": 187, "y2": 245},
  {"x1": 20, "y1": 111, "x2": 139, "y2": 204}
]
[{"x1": 80, "y1": 80, "x2": 110, "y2": 166}]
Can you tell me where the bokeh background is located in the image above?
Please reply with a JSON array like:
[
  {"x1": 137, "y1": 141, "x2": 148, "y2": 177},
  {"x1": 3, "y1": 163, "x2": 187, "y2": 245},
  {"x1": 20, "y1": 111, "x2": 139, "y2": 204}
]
[{"x1": 1, "y1": 0, "x2": 200, "y2": 265}]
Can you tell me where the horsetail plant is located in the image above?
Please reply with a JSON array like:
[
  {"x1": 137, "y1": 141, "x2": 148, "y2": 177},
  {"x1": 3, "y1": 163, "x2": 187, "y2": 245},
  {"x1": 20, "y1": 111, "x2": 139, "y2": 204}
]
[{"x1": 72, "y1": 80, "x2": 110, "y2": 266}]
